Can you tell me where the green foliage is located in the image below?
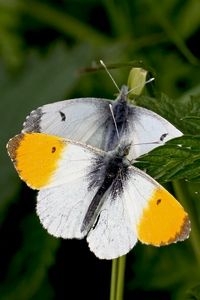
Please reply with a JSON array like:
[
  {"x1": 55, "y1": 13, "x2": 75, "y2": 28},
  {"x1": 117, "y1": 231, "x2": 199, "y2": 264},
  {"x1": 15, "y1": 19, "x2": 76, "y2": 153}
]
[
  {"x1": 184, "y1": 284, "x2": 200, "y2": 300},
  {"x1": 0, "y1": 0, "x2": 200, "y2": 299},
  {"x1": 135, "y1": 135, "x2": 200, "y2": 183},
  {"x1": 0, "y1": 215, "x2": 59, "y2": 300}
]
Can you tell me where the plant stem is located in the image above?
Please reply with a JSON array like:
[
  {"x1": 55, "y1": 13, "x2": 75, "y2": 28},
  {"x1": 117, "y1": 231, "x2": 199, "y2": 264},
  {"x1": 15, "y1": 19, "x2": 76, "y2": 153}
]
[{"x1": 110, "y1": 255, "x2": 126, "y2": 300}]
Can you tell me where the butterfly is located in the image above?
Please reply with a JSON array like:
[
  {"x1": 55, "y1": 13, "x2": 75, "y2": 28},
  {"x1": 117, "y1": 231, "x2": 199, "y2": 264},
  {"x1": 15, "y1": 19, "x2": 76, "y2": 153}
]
[
  {"x1": 7, "y1": 132, "x2": 190, "y2": 259},
  {"x1": 22, "y1": 85, "x2": 182, "y2": 159}
]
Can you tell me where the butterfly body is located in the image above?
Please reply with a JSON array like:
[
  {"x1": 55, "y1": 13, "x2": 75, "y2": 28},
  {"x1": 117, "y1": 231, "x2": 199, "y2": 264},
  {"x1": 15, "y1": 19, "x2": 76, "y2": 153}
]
[{"x1": 82, "y1": 143, "x2": 130, "y2": 233}]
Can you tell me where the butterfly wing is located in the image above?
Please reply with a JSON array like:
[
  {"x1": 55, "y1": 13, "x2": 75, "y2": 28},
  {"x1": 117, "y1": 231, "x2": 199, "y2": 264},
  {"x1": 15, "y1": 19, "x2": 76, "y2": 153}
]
[
  {"x1": 87, "y1": 165, "x2": 190, "y2": 259},
  {"x1": 37, "y1": 179, "x2": 99, "y2": 239},
  {"x1": 125, "y1": 166, "x2": 190, "y2": 245},
  {"x1": 22, "y1": 94, "x2": 182, "y2": 157},
  {"x1": 7, "y1": 133, "x2": 106, "y2": 239},
  {"x1": 122, "y1": 105, "x2": 183, "y2": 159},
  {"x1": 22, "y1": 98, "x2": 112, "y2": 150},
  {"x1": 87, "y1": 185, "x2": 138, "y2": 259}
]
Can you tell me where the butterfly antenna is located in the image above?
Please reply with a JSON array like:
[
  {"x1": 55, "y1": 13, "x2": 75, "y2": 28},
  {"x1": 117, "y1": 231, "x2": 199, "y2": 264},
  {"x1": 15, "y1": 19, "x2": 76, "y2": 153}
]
[
  {"x1": 100, "y1": 60, "x2": 121, "y2": 93},
  {"x1": 109, "y1": 104, "x2": 120, "y2": 140},
  {"x1": 126, "y1": 77, "x2": 155, "y2": 96}
]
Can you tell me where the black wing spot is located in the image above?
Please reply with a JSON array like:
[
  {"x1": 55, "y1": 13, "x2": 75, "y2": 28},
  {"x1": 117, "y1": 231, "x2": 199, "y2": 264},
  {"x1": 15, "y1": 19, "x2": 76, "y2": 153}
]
[
  {"x1": 160, "y1": 133, "x2": 168, "y2": 141},
  {"x1": 59, "y1": 111, "x2": 66, "y2": 121},
  {"x1": 156, "y1": 199, "x2": 162, "y2": 205},
  {"x1": 51, "y1": 146, "x2": 56, "y2": 153}
]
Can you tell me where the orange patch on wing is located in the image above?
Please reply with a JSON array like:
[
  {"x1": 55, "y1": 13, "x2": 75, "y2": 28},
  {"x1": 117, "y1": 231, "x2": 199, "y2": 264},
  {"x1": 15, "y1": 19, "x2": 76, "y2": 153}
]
[
  {"x1": 137, "y1": 188, "x2": 190, "y2": 246},
  {"x1": 8, "y1": 133, "x2": 66, "y2": 189}
]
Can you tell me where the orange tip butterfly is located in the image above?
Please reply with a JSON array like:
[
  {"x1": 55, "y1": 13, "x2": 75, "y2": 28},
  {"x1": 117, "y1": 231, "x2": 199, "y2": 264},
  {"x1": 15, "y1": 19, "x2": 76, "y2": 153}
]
[{"x1": 7, "y1": 133, "x2": 190, "y2": 259}]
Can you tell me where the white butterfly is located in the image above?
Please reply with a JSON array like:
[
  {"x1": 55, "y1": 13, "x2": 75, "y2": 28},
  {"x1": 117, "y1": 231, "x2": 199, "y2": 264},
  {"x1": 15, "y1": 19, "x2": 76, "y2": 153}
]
[
  {"x1": 22, "y1": 85, "x2": 182, "y2": 159},
  {"x1": 7, "y1": 132, "x2": 190, "y2": 260}
]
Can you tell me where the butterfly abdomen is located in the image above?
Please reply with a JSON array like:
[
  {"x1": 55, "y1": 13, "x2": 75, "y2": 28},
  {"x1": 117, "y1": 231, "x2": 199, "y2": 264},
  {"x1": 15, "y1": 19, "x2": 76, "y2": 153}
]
[{"x1": 82, "y1": 151, "x2": 129, "y2": 233}]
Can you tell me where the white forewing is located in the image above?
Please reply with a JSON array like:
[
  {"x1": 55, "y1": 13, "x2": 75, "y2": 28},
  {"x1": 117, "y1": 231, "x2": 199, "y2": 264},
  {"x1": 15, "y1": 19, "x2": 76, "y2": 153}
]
[
  {"x1": 23, "y1": 98, "x2": 111, "y2": 149},
  {"x1": 22, "y1": 93, "x2": 182, "y2": 159},
  {"x1": 124, "y1": 106, "x2": 182, "y2": 159},
  {"x1": 45, "y1": 142, "x2": 104, "y2": 188}
]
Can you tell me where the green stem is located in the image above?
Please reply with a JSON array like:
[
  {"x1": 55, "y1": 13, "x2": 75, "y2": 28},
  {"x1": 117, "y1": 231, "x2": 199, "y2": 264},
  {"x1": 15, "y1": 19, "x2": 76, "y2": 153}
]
[
  {"x1": 110, "y1": 258, "x2": 118, "y2": 300},
  {"x1": 110, "y1": 255, "x2": 126, "y2": 300},
  {"x1": 116, "y1": 255, "x2": 126, "y2": 300},
  {"x1": 172, "y1": 180, "x2": 200, "y2": 264}
]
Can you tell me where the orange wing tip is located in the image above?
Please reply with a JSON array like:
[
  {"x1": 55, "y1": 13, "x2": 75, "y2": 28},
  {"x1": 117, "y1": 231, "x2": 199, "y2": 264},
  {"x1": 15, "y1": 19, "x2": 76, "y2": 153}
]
[
  {"x1": 140, "y1": 214, "x2": 191, "y2": 247},
  {"x1": 138, "y1": 215, "x2": 191, "y2": 247},
  {"x1": 174, "y1": 214, "x2": 191, "y2": 243},
  {"x1": 7, "y1": 134, "x2": 23, "y2": 163},
  {"x1": 7, "y1": 133, "x2": 66, "y2": 189},
  {"x1": 7, "y1": 134, "x2": 36, "y2": 189},
  {"x1": 137, "y1": 187, "x2": 191, "y2": 246}
]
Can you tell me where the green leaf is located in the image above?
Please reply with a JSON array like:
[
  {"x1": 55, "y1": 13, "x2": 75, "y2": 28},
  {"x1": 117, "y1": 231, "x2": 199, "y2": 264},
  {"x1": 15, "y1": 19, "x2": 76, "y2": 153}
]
[
  {"x1": 179, "y1": 94, "x2": 200, "y2": 135},
  {"x1": 135, "y1": 135, "x2": 200, "y2": 182}
]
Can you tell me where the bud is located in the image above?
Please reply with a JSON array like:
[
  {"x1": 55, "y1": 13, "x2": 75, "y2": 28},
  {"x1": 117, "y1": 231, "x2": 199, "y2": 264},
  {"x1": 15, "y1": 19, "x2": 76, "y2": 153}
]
[{"x1": 127, "y1": 67, "x2": 148, "y2": 98}]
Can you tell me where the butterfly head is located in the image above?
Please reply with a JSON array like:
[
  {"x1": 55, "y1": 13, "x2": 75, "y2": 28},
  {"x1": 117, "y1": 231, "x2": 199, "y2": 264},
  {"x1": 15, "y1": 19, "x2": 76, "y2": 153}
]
[
  {"x1": 107, "y1": 142, "x2": 132, "y2": 167},
  {"x1": 117, "y1": 143, "x2": 132, "y2": 157},
  {"x1": 116, "y1": 85, "x2": 129, "y2": 103}
]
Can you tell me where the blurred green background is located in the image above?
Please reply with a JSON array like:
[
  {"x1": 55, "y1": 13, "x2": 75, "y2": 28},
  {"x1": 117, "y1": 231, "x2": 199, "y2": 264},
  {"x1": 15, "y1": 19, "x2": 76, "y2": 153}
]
[{"x1": 1, "y1": 0, "x2": 200, "y2": 299}]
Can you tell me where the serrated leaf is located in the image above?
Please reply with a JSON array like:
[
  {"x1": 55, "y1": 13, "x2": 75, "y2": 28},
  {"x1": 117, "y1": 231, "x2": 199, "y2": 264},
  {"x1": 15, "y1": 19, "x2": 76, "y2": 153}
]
[
  {"x1": 135, "y1": 135, "x2": 200, "y2": 182},
  {"x1": 180, "y1": 94, "x2": 200, "y2": 134}
]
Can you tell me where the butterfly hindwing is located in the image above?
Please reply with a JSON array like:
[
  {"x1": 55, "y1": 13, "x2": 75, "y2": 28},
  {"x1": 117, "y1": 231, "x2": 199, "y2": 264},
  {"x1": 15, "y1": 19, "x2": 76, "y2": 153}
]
[
  {"x1": 87, "y1": 165, "x2": 190, "y2": 259},
  {"x1": 87, "y1": 185, "x2": 138, "y2": 259},
  {"x1": 37, "y1": 179, "x2": 101, "y2": 239}
]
